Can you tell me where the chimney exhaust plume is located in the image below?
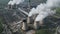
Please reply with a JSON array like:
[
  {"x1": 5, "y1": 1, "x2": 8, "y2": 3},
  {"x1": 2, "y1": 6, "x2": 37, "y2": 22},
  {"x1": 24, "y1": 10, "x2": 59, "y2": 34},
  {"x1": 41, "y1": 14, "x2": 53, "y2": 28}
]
[
  {"x1": 8, "y1": 0, "x2": 25, "y2": 9},
  {"x1": 28, "y1": 0, "x2": 60, "y2": 25}
]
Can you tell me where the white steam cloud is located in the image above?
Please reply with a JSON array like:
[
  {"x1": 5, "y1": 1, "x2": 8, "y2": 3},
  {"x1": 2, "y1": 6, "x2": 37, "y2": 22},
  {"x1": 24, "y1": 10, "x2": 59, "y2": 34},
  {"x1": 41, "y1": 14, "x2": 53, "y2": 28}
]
[
  {"x1": 35, "y1": 9, "x2": 56, "y2": 21},
  {"x1": 8, "y1": 1, "x2": 13, "y2": 5},
  {"x1": 28, "y1": 0, "x2": 60, "y2": 21},
  {"x1": 8, "y1": 0, "x2": 24, "y2": 5},
  {"x1": 46, "y1": 0, "x2": 60, "y2": 8},
  {"x1": 28, "y1": 8, "x2": 38, "y2": 17}
]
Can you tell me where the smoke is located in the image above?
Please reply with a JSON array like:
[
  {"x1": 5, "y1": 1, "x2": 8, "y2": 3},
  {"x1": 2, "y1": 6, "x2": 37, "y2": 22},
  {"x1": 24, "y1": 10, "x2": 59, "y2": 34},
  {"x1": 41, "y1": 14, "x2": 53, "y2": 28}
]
[
  {"x1": 35, "y1": 9, "x2": 56, "y2": 21},
  {"x1": 8, "y1": 1, "x2": 13, "y2": 5},
  {"x1": 16, "y1": 0, "x2": 24, "y2": 5},
  {"x1": 28, "y1": 0, "x2": 60, "y2": 21},
  {"x1": 28, "y1": 8, "x2": 39, "y2": 17},
  {"x1": 8, "y1": 0, "x2": 24, "y2": 5},
  {"x1": 8, "y1": 0, "x2": 16, "y2": 5},
  {"x1": 46, "y1": 0, "x2": 60, "y2": 8}
]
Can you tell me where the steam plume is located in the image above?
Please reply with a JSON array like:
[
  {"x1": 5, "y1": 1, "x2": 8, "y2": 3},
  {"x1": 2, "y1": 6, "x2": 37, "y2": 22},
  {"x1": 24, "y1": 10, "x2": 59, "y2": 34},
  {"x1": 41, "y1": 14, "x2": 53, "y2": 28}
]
[
  {"x1": 16, "y1": 0, "x2": 24, "y2": 5},
  {"x1": 8, "y1": 1, "x2": 13, "y2": 5},
  {"x1": 35, "y1": 9, "x2": 56, "y2": 21},
  {"x1": 46, "y1": 0, "x2": 60, "y2": 8},
  {"x1": 28, "y1": 8, "x2": 39, "y2": 17},
  {"x1": 28, "y1": 0, "x2": 60, "y2": 21},
  {"x1": 8, "y1": 0, "x2": 24, "y2": 5}
]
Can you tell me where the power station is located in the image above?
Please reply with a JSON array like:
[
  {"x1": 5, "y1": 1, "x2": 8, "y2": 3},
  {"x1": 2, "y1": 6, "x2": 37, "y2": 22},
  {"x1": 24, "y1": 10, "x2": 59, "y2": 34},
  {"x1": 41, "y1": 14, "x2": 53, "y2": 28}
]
[{"x1": 3, "y1": 0, "x2": 60, "y2": 34}]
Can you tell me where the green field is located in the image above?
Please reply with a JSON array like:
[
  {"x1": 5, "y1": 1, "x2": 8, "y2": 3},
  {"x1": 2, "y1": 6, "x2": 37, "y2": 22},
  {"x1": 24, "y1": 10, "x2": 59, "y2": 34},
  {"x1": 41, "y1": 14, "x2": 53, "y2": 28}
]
[{"x1": 0, "y1": 16, "x2": 4, "y2": 33}]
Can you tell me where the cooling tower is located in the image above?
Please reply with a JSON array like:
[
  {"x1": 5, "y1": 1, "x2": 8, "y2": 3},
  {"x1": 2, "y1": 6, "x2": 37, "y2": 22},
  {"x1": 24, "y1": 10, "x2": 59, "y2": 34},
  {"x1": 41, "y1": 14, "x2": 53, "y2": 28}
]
[
  {"x1": 8, "y1": 5, "x2": 11, "y2": 9},
  {"x1": 27, "y1": 17, "x2": 30, "y2": 24},
  {"x1": 39, "y1": 20, "x2": 43, "y2": 26},
  {"x1": 34, "y1": 21, "x2": 40, "y2": 29},
  {"x1": 57, "y1": 26, "x2": 60, "y2": 34},
  {"x1": 22, "y1": 22, "x2": 27, "y2": 30},
  {"x1": 8, "y1": 4, "x2": 14, "y2": 9},
  {"x1": 33, "y1": 15, "x2": 37, "y2": 20},
  {"x1": 22, "y1": 19, "x2": 28, "y2": 31},
  {"x1": 13, "y1": 4, "x2": 18, "y2": 9},
  {"x1": 8, "y1": 4, "x2": 18, "y2": 9}
]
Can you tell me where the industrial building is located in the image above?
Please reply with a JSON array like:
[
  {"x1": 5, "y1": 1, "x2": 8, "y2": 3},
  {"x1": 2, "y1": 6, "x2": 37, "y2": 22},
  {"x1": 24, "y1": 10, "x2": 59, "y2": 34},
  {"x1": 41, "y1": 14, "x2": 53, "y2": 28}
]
[{"x1": 0, "y1": 0, "x2": 60, "y2": 34}]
